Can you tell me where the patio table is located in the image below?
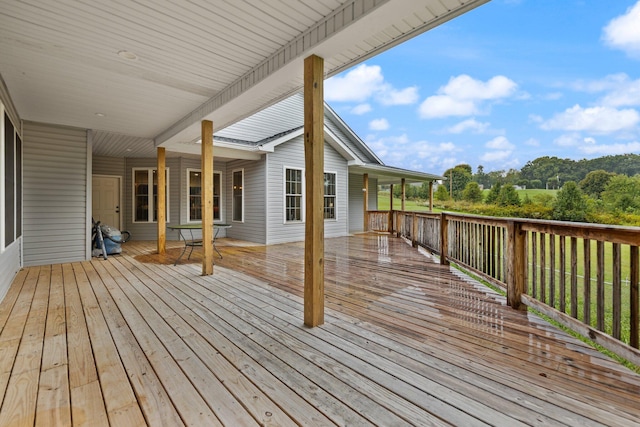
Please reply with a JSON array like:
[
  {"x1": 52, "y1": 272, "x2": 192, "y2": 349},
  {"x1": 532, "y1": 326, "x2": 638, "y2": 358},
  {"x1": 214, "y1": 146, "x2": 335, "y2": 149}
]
[{"x1": 167, "y1": 223, "x2": 231, "y2": 265}]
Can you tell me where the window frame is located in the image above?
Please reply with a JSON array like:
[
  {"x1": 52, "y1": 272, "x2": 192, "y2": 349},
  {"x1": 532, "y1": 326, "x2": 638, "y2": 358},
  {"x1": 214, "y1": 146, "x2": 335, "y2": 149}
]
[
  {"x1": 323, "y1": 171, "x2": 337, "y2": 221},
  {"x1": 232, "y1": 168, "x2": 244, "y2": 223},
  {"x1": 284, "y1": 167, "x2": 304, "y2": 223},
  {"x1": 132, "y1": 167, "x2": 170, "y2": 223},
  {"x1": 186, "y1": 168, "x2": 222, "y2": 223}
]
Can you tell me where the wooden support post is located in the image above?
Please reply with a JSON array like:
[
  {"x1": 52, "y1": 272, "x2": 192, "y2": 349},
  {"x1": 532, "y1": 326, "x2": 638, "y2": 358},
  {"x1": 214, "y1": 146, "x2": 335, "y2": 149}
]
[
  {"x1": 507, "y1": 220, "x2": 526, "y2": 310},
  {"x1": 440, "y1": 213, "x2": 449, "y2": 265},
  {"x1": 630, "y1": 246, "x2": 639, "y2": 349},
  {"x1": 304, "y1": 54, "x2": 324, "y2": 327},
  {"x1": 429, "y1": 181, "x2": 433, "y2": 211},
  {"x1": 388, "y1": 185, "x2": 393, "y2": 234},
  {"x1": 157, "y1": 147, "x2": 166, "y2": 255},
  {"x1": 201, "y1": 120, "x2": 214, "y2": 276},
  {"x1": 401, "y1": 178, "x2": 406, "y2": 211},
  {"x1": 363, "y1": 173, "x2": 369, "y2": 232}
]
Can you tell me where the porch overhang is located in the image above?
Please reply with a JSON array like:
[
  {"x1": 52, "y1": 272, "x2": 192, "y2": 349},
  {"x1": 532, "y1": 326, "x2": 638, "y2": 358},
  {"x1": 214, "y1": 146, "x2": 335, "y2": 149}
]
[
  {"x1": 350, "y1": 164, "x2": 445, "y2": 185},
  {"x1": 0, "y1": 0, "x2": 490, "y2": 157}
]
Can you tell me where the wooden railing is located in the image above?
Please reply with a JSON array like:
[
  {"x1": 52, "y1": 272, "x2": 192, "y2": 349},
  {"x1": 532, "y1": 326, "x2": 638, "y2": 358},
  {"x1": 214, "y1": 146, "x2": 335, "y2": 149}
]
[{"x1": 369, "y1": 210, "x2": 640, "y2": 366}]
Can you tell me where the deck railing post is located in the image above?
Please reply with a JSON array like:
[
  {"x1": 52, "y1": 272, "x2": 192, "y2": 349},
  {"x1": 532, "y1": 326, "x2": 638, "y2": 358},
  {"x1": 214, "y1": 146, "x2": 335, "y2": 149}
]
[
  {"x1": 412, "y1": 212, "x2": 417, "y2": 247},
  {"x1": 388, "y1": 210, "x2": 393, "y2": 234},
  {"x1": 440, "y1": 213, "x2": 449, "y2": 265},
  {"x1": 507, "y1": 220, "x2": 526, "y2": 310}
]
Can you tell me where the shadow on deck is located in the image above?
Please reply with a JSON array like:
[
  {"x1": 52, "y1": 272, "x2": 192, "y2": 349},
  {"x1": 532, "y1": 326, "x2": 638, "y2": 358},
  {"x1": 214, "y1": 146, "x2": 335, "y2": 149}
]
[{"x1": 0, "y1": 234, "x2": 638, "y2": 426}]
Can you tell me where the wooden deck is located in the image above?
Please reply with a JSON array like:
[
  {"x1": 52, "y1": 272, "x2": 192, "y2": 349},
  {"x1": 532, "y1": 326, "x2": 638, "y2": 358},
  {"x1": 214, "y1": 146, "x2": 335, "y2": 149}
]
[{"x1": 0, "y1": 234, "x2": 639, "y2": 426}]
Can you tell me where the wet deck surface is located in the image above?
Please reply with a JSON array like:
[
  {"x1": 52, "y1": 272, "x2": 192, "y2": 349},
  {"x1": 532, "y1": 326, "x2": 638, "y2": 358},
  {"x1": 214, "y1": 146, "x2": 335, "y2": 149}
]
[{"x1": 0, "y1": 234, "x2": 638, "y2": 426}]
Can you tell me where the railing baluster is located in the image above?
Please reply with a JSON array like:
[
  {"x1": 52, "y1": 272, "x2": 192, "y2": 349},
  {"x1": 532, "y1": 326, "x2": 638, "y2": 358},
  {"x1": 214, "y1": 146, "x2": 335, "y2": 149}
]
[
  {"x1": 597, "y1": 240, "x2": 605, "y2": 331},
  {"x1": 560, "y1": 236, "x2": 566, "y2": 313},
  {"x1": 631, "y1": 245, "x2": 639, "y2": 349},
  {"x1": 540, "y1": 232, "x2": 546, "y2": 304},
  {"x1": 583, "y1": 238, "x2": 591, "y2": 324},
  {"x1": 571, "y1": 236, "x2": 578, "y2": 319},
  {"x1": 532, "y1": 231, "x2": 538, "y2": 299},
  {"x1": 613, "y1": 243, "x2": 621, "y2": 339},
  {"x1": 549, "y1": 234, "x2": 556, "y2": 309}
]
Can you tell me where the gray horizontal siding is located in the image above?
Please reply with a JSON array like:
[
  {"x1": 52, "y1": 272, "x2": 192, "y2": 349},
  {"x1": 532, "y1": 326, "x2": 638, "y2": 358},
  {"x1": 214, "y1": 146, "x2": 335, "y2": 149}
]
[
  {"x1": 266, "y1": 137, "x2": 349, "y2": 245},
  {"x1": 177, "y1": 157, "x2": 229, "y2": 240},
  {"x1": 349, "y1": 173, "x2": 378, "y2": 233},
  {"x1": 0, "y1": 240, "x2": 21, "y2": 302},
  {"x1": 93, "y1": 156, "x2": 126, "y2": 176},
  {"x1": 226, "y1": 158, "x2": 266, "y2": 244},
  {"x1": 23, "y1": 122, "x2": 88, "y2": 266},
  {"x1": 124, "y1": 157, "x2": 181, "y2": 241}
]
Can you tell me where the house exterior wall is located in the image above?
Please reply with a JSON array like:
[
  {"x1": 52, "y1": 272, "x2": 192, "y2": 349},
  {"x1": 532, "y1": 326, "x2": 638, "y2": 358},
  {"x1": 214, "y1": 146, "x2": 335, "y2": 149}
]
[
  {"x1": 0, "y1": 90, "x2": 22, "y2": 300},
  {"x1": 93, "y1": 156, "x2": 125, "y2": 177},
  {"x1": 348, "y1": 173, "x2": 378, "y2": 233},
  {"x1": 23, "y1": 122, "x2": 88, "y2": 266},
  {"x1": 225, "y1": 157, "x2": 266, "y2": 244},
  {"x1": 178, "y1": 156, "x2": 228, "y2": 240},
  {"x1": 266, "y1": 136, "x2": 349, "y2": 245},
  {"x1": 123, "y1": 157, "x2": 181, "y2": 241}
]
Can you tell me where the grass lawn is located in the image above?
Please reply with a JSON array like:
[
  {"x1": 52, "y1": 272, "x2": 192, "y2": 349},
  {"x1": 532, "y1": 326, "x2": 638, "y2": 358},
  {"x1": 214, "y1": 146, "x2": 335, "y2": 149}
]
[{"x1": 377, "y1": 192, "x2": 433, "y2": 212}]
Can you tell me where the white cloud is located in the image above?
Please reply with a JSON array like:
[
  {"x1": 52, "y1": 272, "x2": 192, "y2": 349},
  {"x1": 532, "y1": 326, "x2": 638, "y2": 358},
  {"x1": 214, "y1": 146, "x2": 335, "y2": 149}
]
[
  {"x1": 541, "y1": 104, "x2": 640, "y2": 133},
  {"x1": 580, "y1": 141, "x2": 640, "y2": 155},
  {"x1": 419, "y1": 96, "x2": 478, "y2": 118},
  {"x1": 325, "y1": 64, "x2": 384, "y2": 102},
  {"x1": 325, "y1": 63, "x2": 419, "y2": 106},
  {"x1": 369, "y1": 118, "x2": 390, "y2": 131},
  {"x1": 524, "y1": 138, "x2": 540, "y2": 146},
  {"x1": 378, "y1": 86, "x2": 419, "y2": 106},
  {"x1": 364, "y1": 134, "x2": 460, "y2": 173},
  {"x1": 602, "y1": 1, "x2": 640, "y2": 58},
  {"x1": 601, "y1": 77, "x2": 640, "y2": 107},
  {"x1": 485, "y1": 136, "x2": 514, "y2": 150},
  {"x1": 446, "y1": 118, "x2": 491, "y2": 134},
  {"x1": 584, "y1": 137, "x2": 596, "y2": 145},
  {"x1": 480, "y1": 150, "x2": 513, "y2": 163},
  {"x1": 351, "y1": 103, "x2": 372, "y2": 115},
  {"x1": 554, "y1": 133, "x2": 581, "y2": 147},
  {"x1": 480, "y1": 136, "x2": 517, "y2": 166},
  {"x1": 419, "y1": 74, "x2": 517, "y2": 119}
]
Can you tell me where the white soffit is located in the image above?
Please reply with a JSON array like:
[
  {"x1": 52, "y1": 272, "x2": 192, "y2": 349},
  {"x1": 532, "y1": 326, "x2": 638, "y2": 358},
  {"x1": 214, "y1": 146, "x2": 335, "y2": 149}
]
[{"x1": 0, "y1": 0, "x2": 489, "y2": 157}]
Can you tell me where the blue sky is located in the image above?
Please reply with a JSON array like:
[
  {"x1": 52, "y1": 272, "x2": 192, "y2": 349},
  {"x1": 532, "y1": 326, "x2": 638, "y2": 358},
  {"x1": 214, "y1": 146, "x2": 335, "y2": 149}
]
[{"x1": 325, "y1": 0, "x2": 640, "y2": 175}]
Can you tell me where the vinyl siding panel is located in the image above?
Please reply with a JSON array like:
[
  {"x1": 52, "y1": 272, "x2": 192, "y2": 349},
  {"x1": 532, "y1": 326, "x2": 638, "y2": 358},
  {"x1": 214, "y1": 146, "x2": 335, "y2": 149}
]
[
  {"x1": 93, "y1": 156, "x2": 125, "y2": 176},
  {"x1": 124, "y1": 157, "x2": 180, "y2": 241},
  {"x1": 266, "y1": 136, "x2": 348, "y2": 245},
  {"x1": 23, "y1": 122, "x2": 88, "y2": 266},
  {"x1": 348, "y1": 173, "x2": 378, "y2": 233},
  {"x1": 226, "y1": 158, "x2": 266, "y2": 244},
  {"x1": 0, "y1": 241, "x2": 20, "y2": 302}
]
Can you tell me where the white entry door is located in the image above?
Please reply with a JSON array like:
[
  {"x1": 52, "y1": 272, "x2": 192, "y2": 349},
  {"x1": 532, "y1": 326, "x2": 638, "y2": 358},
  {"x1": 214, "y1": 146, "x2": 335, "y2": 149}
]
[{"x1": 92, "y1": 175, "x2": 121, "y2": 229}]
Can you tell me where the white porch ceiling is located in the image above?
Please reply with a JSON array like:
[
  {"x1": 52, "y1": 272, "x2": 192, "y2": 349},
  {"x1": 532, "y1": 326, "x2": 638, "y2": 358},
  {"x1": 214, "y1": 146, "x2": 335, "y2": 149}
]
[{"x1": 0, "y1": 0, "x2": 489, "y2": 157}]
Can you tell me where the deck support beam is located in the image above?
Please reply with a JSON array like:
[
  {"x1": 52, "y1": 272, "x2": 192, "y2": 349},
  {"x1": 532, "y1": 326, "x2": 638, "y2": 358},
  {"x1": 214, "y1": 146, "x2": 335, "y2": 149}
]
[
  {"x1": 304, "y1": 54, "x2": 324, "y2": 327},
  {"x1": 157, "y1": 147, "x2": 166, "y2": 255},
  {"x1": 401, "y1": 178, "x2": 406, "y2": 211},
  {"x1": 201, "y1": 120, "x2": 214, "y2": 276}
]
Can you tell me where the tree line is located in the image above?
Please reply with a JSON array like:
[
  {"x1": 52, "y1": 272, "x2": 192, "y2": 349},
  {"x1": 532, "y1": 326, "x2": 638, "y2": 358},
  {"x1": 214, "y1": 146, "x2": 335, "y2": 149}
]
[{"x1": 392, "y1": 153, "x2": 640, "y2": 226}]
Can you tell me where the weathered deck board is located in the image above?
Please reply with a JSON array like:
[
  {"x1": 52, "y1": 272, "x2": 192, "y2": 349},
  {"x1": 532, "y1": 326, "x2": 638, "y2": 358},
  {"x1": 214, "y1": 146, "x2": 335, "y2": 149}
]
[{"x1": 0, "y1": 235, "x2": 639, "y2": 426}]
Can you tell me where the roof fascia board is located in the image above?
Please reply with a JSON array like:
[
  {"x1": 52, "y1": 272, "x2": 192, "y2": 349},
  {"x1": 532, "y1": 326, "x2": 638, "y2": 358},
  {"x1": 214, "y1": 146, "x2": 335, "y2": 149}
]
[{"x1": 324, "y1": 102, "x2": 382, "y2": 164}]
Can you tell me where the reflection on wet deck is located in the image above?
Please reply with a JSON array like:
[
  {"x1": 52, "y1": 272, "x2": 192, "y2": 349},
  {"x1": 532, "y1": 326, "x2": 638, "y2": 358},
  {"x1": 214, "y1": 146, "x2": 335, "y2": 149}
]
[{"x1": 0, "y1": 234, "x2": 638, "y2": 425}]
